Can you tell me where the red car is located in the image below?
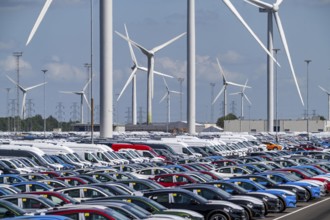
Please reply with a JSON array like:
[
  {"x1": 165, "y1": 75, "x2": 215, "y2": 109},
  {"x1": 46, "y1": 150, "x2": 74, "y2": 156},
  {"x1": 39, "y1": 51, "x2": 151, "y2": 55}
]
[
  {"x1": 276, "y1": 168, "x2": 330, "y2": 191},
  {"x1": 151, "y1": 173, "x2": 200, "y2": 187}
]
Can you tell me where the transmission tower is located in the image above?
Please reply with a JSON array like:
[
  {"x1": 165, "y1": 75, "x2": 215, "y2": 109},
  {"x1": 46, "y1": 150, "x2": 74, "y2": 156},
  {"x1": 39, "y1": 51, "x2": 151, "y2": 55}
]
[
  {"x1": 26, "y1": 99, "x2": 35, "y2": 131},
  {"x1": 13, "y1": 51, "x2": 22, "y2": 131},
  {"x1": 230, "y1": 100, "x2": 236, "y2": 116},
  {"x1": 6, "y1": 88, "x2": 11, "y2": 131},
  {"x1": 70, "y1": 102, "x2": 79, "y2": 122},
  {"x1": 55, "y1": 102, "x2": 65, "y2": 129},
  {"x1": 138, "y1": 106, "x2": 145, "y2": 124},
  {"x1": 125, "y1": 107, "x2": 132, "y2": 124}
]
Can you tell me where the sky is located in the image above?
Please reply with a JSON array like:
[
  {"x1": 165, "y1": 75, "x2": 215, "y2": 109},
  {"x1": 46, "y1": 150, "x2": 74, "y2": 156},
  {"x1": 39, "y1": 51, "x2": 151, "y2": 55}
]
[{"x1": 0, "y1": 0, "x2": 329, "y2": 125}]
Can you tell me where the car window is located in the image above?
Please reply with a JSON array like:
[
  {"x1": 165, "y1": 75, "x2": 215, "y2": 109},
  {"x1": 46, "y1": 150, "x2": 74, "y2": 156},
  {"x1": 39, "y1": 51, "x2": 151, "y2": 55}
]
[
  {"x1": 47, "y1": 195, "x2": 65, "y2": 205},
  {"x1": 237, "y1": 182, "x2": 256, "y2": 191},
  {"x1": 65, "y1": 189, "x2": 80, "y2": 198},
  {"x1": 175, "y1": 175, "x2": 191, "y2": 183},
  {"x1": 13, "y1": 185, "x2": 26, "y2": 192},
  {"x1": 218, "y1": 168, "x2": 231, "y2": 173},
  {"x1": 197, "y1": 189, "x2": 216, "y2": 200},
  {"x1": 172, "y1": 192, "x2": 192, "y2": 204},
  {"x1": 132, "y1": 183, "x2": 149, "y2": 191},
  {"x1": 140, "y1": 169, "x2": 152, "y2": 175},
  {"x1": 157, "y1": 176, "x2": 173, "y2": 183},
  {"x1": 85, "y1": 213, "x2": 109, "y2": 220},
  {"x1": 62, "y1": 213, "x2": 79, "y2": 220},
  {"x1": 151, "y1": 193, "x2": 169, "y2": 203},
  {"x1": 22, "y1": 198, "x2": 47, "y2": 209},
  {"x1": 30, "y1": 184, "x2": 46, "y2": 192},
  {"x1": 83, "y1": 189, "x2": 105, "y2": 198}
]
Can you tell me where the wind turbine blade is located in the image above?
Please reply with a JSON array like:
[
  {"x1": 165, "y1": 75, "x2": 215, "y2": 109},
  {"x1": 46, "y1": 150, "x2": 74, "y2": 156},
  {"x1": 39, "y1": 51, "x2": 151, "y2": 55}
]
[
  {"x1": 159, "y1": 93, "x2": 168, "y2": 103},
  {"x1": 26, "y1": 0, "x2": 53, "y2": 46},
  {"x1": 229, "y1": 92, "x2": 242, "y2": 95},
  {"x1": 153, "y1": 70, "x2": 173, "y2": 78},
  {"x1": 244, "y1": 93, "x2": 252, "y2": 105},
  {"x1": 216, "y1": 58, "x2": 227, "y2": 84},
  {"x1": 83, "y1": 94, "x2": 91, "y2": 110},
  {"x1": 227, "y1": 81, "x2": 248, "y2": 88},
  {"x1": 162, "y1": 77, "x2": 169, "y2": 91},
  {"x1": 222, "y1": 0, "x2": 280, "y2": 66},
  {"x1": 274, "y1": 12, "x2": 304, "y2": 106},
  {"x1": 26, "y1": 82, "x2": 47, "y2": 91},
  {"x1": 151, "y1": 32, "x2": 186, "y2": 53},
  {"x1": 243, "y1": 0, "x2": 262, "y2": 8},
  {"x1": 212, "y1": 86, "x2": 226, "y2": 105},
  {"x1": 275, "y1": 0, "x2": 284, "y2": 7},
  {"x1": 247, "y1": 0, "x2": 273, "y2": 9},
  {"x1": 242, "y1": 79, "x2": 250, "y2": 92},
  {"x1": 83, "y1": 78, "x2": 91, "y2": 92},
  {"x1": 59, "y1": 91, "x2": 75, "y2": 94},
  {"x1": 115, "y1": 31, "x2": 151, "y2": 56},
  {"x1": 6, "y1": 75, "x2": 26, "y2": 92},
  {"x1": 169, "y1": 90, "x2": 181, "y2": 95},
  {"x1": 319, "y1": 85, "x2": 330, "y2": 94},
  {"x1": 117, "y1": 68, "x2": 137, "y2": 101},
  {"x1": 124, "y1": 24, "x2": 138, "y2": 64}
]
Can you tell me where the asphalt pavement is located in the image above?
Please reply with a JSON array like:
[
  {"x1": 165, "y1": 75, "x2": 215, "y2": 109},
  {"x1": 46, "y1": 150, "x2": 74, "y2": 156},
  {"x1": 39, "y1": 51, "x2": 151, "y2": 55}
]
[{"x1": 263, "y1": 194, "x2": 330, "y2": 220}]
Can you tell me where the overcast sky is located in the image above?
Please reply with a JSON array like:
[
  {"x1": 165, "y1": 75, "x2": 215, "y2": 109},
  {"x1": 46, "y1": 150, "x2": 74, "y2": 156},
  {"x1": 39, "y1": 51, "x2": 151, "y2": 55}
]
[{"x1": 0, "y1": 0, "x2": 329, "y2": 125}]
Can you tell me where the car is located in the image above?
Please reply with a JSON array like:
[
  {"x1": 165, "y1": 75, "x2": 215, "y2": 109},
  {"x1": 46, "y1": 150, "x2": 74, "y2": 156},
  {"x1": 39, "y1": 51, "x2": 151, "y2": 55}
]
[
  {"x1": 275, "y1": 168, "x2": 330, "y2": 191},
  {"x1": 0, "y1": 194, "x2": 56, "y2": 212},
  {"x1": 258, "y1": 171, "x2": 322, "y2": 199},
  {"x1": 0, "y1": 175, "x2": 28, "y2": 184},
  {"x1": 117, "y1": 179, "x2": 164, "y2": 192},
  {"x1": 226, "y1": 178, "x2": 296, "y2": 210},
  {"x1": 235, "y1": 174, "x2": 310, "y2": 202},
  {"x1": 23, "y1": 191, "x2": 79, "y2": 206},
  {"x1": 143, "y1": 188, "x2": 247, "y2": 220},
  {"x1": 84, "y1": 173, "x2": 117, "y2": 183},
  {"x1": 204, "y1": 181, "x2": 282, "y2": 213},
  {"x1": 90, "y1": 183, "x2": 131, "y2": 196},
  {"x1": 262, "y1": 142, "x2": 283, "y2": 151},
  {"x1": 37, "y1": 179, "x2": 71, "y2": 189},
  {"x1": 11, "y1": 181, "x2": 53, "y2": 192},
  {"x1": 82, "y1": 195, "x2": 204, "y2": 220},
  {"x1": 55, "y1": 177, "x2": 88, "y2": 186},
  {"x1": 2, "y1": 215, "x2": 74, "y2": 220},
  {"x1": 211, "y1": 166, "x2": 252, "y2": 178},
  {"x1": 20, "y1": 173, "x2": 49, "y2": 181},
  {"x1": 0, "y1": 199, "x2": 27, "y2": 218},
  {"x1": 46, "y1": 204, "x2": 130, "y2": 220},
  {"x1": 151, "y1": 173, "x2": 201, "y2": 187},
  {"x1": 131, "y1": 167, "x2": 174, "y2": 179},
  {"x1": 55, "y1": 185, "x2": 115, "y2": 202},
  {"x1": 180, "y1": 184, "x2": 266, "y2": 220}
]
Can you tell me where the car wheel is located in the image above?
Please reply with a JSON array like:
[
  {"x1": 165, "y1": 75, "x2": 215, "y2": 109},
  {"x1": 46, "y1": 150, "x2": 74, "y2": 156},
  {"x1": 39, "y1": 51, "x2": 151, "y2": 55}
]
[
  {"x1": 263, "y1": 202, "x2": 269, "y2": 216},
  {"x1": 243, "y1": 209, "x2": 251, "y2": 220},
  {"x1": 208, "y1": 212, "x2": 229, "y2": 220},
  {"x1": 304, "y1": 189, "x2": 312, "y2": 202},
  {"x1": 278, "y1": 198, "x2": 286, "y2": 213}
]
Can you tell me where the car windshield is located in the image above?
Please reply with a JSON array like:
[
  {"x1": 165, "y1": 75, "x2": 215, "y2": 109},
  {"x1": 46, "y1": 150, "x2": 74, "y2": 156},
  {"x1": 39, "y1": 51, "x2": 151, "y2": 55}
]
[{"x1": 105, "y1": 207, "x2": 131, "y2": 220}]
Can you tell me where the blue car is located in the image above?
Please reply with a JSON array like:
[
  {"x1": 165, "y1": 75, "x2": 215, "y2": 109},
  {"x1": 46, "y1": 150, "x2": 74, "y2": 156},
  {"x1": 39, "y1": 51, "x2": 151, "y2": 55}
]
[
  {"x1": 226, "y1": 178, "x2": 296, "y2": 209},
  {"x1": 0, "y1": 175, "x2": 28, "y2": 184},
  {"x1": 257, "y1": 171, "x2": 321, "y2": 199},
  {"x1": 292, "y1": 165, "x2": 330, "y2": 177},
  {"x1": 11, "y1": 181, "x2": 53, "y2": 192}
]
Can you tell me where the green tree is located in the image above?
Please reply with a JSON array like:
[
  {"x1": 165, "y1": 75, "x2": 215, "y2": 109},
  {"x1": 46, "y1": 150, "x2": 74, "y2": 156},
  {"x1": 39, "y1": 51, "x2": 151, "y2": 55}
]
[{"x1": 216, "y1": 113, "x2": 238, "y2": 128}]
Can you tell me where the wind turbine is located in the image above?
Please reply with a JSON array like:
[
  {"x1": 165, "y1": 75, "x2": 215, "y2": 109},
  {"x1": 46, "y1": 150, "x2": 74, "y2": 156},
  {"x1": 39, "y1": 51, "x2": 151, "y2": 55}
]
[
  {"x1": 230, "y1": 80, "x2": 252, "y2": 119},
  {"x1": 117, "y1": 25, "x2": 174, "y2": 125},
  {"x1": 60, "y1": 79, "x2": 91, "y2": 124},
  {"x1": 115, "y1": 30, "x2": 186, "y2": 124},
  {"x1": 160, "y1": 77, "x2": 181, "y2": 131},
  {"x1": 212, "y1": 58, "x2": 249, "y2": 117},
  {"x1": 319, "y1": 86, "x2": 330, "y2": 120},
  {"x1": 223, "y1": 0, "x2": 304, "y2": 131},
  {"x1": 6, "y1": 75, "x2": 46, "y2": 120},
  {"x1": 26, "y1": 0, "x2": 114, "y2": 138}
]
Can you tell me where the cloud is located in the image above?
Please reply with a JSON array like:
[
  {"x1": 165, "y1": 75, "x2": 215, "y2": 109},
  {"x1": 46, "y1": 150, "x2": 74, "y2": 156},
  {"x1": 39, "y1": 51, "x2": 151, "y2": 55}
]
[
  {"x1": 220, "y1": 50, "x2": 244, "y2": 64},
  {"x1": 0, "y1": 40, "x2": 15, "y2": 50},
  {"x1": 44, "y1": 59, "x2": 85, "y2": 82},
  {"x1": 0, "y1": 55, "x2": 32, "y2": 73}
]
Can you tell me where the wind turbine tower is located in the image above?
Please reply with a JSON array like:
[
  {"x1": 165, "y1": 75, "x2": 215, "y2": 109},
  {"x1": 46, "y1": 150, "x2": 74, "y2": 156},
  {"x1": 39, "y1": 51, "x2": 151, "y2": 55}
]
[
  {"x1": 222, "y1": 0, "x2": 304, "y2": 132},
  {"x1": 319, "y1": 86, "x2": 330, "y2": 120},
  {"x1": 230, "y1": 80, "x2": 252, "y2": 119}
]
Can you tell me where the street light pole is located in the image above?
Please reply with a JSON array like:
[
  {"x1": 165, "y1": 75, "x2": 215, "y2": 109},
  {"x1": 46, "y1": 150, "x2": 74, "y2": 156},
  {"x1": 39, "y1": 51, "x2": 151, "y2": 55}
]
[
  {"x1": 305, "y1": 60, "x2": 311, "y2": 141},
  {"x1": 177, "y1": 77, "x2": 184, "y2": 122},
  {"x1": 42, "y1": 69, "x2": 47, "y2": 137},
  {"x1": 273, "y1": 48, "x2": 280, "y2": 142}
]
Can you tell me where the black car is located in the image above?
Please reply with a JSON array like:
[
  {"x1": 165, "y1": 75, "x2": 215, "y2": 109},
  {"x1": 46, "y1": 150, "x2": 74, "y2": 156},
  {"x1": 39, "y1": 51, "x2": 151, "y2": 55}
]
[
  {"x1": 204, "y1": 181, "x2": 281, "y2": 214},
  {"x1": 181, "y1": 184, "x2": 266, "y2": 220},
  {"x1": 117, "y1": 179, "x2": 164, "y2": 192},
  {"x1": 232, "y1": 174, "x2": 310, "y2": 201},
  {"x1": 143, "y1": 188, "x2": 247, "y2": 220}
]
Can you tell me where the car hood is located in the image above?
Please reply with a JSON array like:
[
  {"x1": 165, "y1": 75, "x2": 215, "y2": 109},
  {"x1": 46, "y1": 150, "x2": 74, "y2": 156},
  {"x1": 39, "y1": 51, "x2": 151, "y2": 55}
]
[
  {"x1": 208, "y1": 200, "x2": 244, "y2": 210},
  {"x1": 230, "y1": 195, "x2": 264, "y2": 205}
]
